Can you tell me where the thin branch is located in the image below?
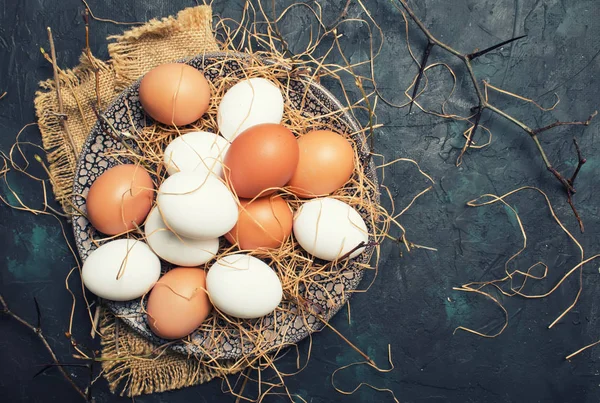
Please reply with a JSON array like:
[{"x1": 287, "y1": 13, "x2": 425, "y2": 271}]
[
  {"x1": 321, "y1": 241, "x2": 379, "y2": 271},
  {"x1": 0, "y1": 295, "x2": 88, "y2": 401},
  {"x1": 532, "y1": 111, "x2": 597, "y2": 135},
  {"x1": 80, "y1": 0, "x2": 143, "y2": 25},
  {"x1": 409, "y1": 41, "x2": 434, "y2": 113},
  {"x1": 566, "y1": 137, "x2": 587, "y2": 232},
  {"x1": 34, "y1": 363, "x2": 90, "y2": 379},
  {"x1": 83, "y1": 9, "x2": 102, "y2": 110},
  {"x1": 467, "y1": 35, "x2": 527, "y2": 60},
  {"x1": 326, "y1": 0, "x2": 352, "y2": 30},
  {"x1": 397, "y1": 0, "x2": 462, "y2": 57},
  {"x1": 395, "y1": 0, "x2": 596, "y2": 230},
  {"x1": 34, "y1": 297, "x2": 42, "y2": 329},
  {"x1": 547, "y1": 166, "x2": 575, "y2": 194},
  {"x1": 47, "y1": 27, "x2": 78, "y2": 159},
  {"x1": 567, "y1": 190, "x2": 583, "y2": 233},
  {"x1": 318, "y1": 317, "x2": 376, "y2": 366},
  {"x1": 458, "y1": 108, "x2": 483, "y2": 163},
  {"x1": 570, "y1": 138, "x2": 586, "y2": 185}
]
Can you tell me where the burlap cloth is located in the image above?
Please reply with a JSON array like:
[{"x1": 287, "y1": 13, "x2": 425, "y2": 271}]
[{"x1": 34, "y1": 6, "x2": 234, "y2": 396}]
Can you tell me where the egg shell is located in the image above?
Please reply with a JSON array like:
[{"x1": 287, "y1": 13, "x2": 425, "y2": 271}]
[
  {"x1": 139, "y1": 63, "x2": 210, "y2": 126},
  {"x1": 82, "y1": 239, "x2": 161, "y2": 301},
  {"x1": 157, "y1": 171, "x2": 238, "y2": 239},
  {"x1": 287, "y1": 130, "x2": 355, "y2": 198},
  {"x1": 206, "y1": 254, "x2": 282, "y2": 319},
  {"x1": 217, "y1": 77, "x2": 284, "y2": 141},
  {"x1": 146, "y1": 267, "x2": 212, "y2": 339},
  {"x1": 225, "y1": 195, "x2": 293, "y2": 250},
  {"x1": 223, "y1": 123, "x2": 299, "y2": 198},
  {"x1": 144, "y1": 207, "x2": 219, "y2": 266},
  {"x1": 293, "y1": 198, "x2": 368, "y2": 261},
  {"x1": 86, "y1": 164, "x2": 154, "y2": 235},
  {"x1": 163, "y1": 131, "x2": 230, "y2": 176}
]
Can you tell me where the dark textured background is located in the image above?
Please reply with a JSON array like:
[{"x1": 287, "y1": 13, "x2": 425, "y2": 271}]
[{"x1": 1, "y1": 0, "x2": 599, "y2": 402}]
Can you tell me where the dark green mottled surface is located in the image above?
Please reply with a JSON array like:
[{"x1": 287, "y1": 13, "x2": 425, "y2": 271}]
[{"x1": 1, "y1": 1, "x2": 599, "y2": 402}]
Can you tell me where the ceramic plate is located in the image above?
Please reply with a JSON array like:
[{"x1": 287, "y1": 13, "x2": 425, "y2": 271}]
[{"x1": 72, "y1": 52, "x2": 379, "y2": 359}]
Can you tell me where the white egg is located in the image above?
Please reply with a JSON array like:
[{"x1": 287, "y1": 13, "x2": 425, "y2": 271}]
[
  {"x1": 206, "y1": 254, "x2": 282, "y2": 319},
  {"x1": 144, "y1": 207, "x2": 219, "y2": 266},
  {"x1": 157, "y1": 171, "x2": 238, "y2": 240},
  {"x1": 217, "y1": 77, "x2": 284, "y2": 141},
  {"x1": 82, "y1": 239, "x2": 160, "y2": 301},
  {"x1": 163, "y1": 131, "x2": 230, "y2": 176},
  {"x1": 293, "y1": 197, "x2": 369, "y2": 261}
]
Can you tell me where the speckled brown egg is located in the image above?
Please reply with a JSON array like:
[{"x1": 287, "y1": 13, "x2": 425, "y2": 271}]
[
  {"x1": 225, "y1": 195, "x2": 293, "y2": 250},
  {"x1": 139, "y1": 63, "x2": 211, "y2": 126},
  {"x1": 146, "y1": 267, "x2": 212, "y2": 340},
  {"x1": 85, "y1": 164, "x2": 154, "y2": 235}
]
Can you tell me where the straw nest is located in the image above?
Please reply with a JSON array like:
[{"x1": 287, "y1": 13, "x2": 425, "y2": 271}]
[{"x1": 91, "y1": 53, "x2": 391, "y2": 374}]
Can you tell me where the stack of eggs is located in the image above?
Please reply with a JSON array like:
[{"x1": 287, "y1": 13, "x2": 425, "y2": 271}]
[{"x1": 81, "y1": 62, "x2": 369, "y2": 340}]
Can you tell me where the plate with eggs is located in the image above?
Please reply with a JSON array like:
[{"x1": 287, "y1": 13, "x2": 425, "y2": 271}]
[{"x1": 72, "y1": 52, "x2": 379, "y2": 359}]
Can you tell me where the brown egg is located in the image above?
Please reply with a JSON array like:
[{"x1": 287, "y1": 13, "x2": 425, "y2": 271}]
[
  {"x1": 146, "y1": 267, "x2": 212, "y2": 340},
  {"x1": 225, "y1": 195, "x2": 293, "y2": 250},
  {"x1": 86, "y1": 164, "x2": 154, "y2": 235},
  {"x1": 139, "y1": 63, "x2": 210, "y2": 126},
  {"x1": 287, "y1": 130, "x2": 355, "y2": 198},
  {"x1": 223, "y1": 123, "x2": 299, "y2": 198}
]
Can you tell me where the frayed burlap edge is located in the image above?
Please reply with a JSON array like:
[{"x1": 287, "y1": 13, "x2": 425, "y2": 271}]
[
  {"x1": 34, "y1": 5, "x2": 233, "y2": 396},
  {"x1": 108, "y1": 6, "x2": 219, "y2": 90},
  {"x1": 100, "y1": 310, "x2": 239, "y2": 396}
]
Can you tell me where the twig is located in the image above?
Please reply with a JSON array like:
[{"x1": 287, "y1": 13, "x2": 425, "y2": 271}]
[
  {"x1": 0, "y1": 295, "x2": 88, "y2": 401},
  {"x1": 457, "y1": 108, "x2": 483, "y2": 164},
  {"x1": 467, "y1": 35, "x2": 527, "y2": 60},
  {"x1": 47, "y1": 27, "x2": 78, "y2": 159},
  {"x1": 34, "y1": 297, "x2": 42, "y2": 329},
  {"x1": 321, "y1": 241, "x2": 378, "y2": 271},
  {"x1": 569, "y1": 138, "x2": 586, "y2": 185},
  {"x1": 83, "y1": 10, "x2": 102, "y2": 110},
  {"x1": 409, "y1": 41, "x2": 433, "y2": 113},
  {"x1": 80, "y1": 0, "x2": 143, "y2": 25},
  {"x1": 267, "y1": 0, "x2": 297, "y2": 63},
  {"x1": 34, "y1": 363, "x2": 90, "y2": 378},
  {"x1": 326, "y1": 0, "x2": 352, "y2": 31},
  {"x1": 396, "y1": 0, "x2": 596, "y2": 232},
  {"x1": 566, "y1": 138, "x2": 587, "y2": 232},
  {"x1": 532, "y1": 111, "x2": 597, "y2": 135},
  {"x1": 318, "y1": 317, "x2": 376, "y2": 366}
]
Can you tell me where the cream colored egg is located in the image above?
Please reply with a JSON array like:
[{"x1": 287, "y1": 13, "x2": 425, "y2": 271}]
[
  {"x1": 144, "y1": 207, "x2": 219, "y2": 266},
  {"x1": 292, "y1": 197, "x2": 368, "y2": 261},
  {"x1": 157, "y1": 171, "x2": 238, "y2": 240},
  {"x1": 163, "y1": 131, "x2": 229, "y2": 176},
  {"x1": 206, "y1": 254, "x2": 282, "y2": 319},
  {"x1": 217, "y1": 78, "x2": 284, "y2": 141},
  {"x1": 82, "y1": 239, "x2": 161, "y2": 301}
]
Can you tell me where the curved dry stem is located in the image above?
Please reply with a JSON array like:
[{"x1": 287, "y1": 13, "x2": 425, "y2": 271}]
[
  {"x1": 331, "y1": 344, "x2": 399, "y2": 401},
  {"x1": 454, "y1": 186, "x2": 588, "y2": 339}
]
